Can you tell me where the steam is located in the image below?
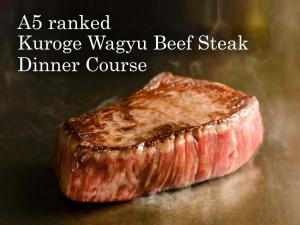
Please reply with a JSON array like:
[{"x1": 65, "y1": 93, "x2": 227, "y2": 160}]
[
  {"x1": 65, "y1": 2, "x2": 300, "y2": 224},
  {"x1": 183, "y1": 0, "x2": 300, "y2": 148},
  {"x1": 1, "y1": 1, "x2": 300, "y2": 224},
  {"x1": 210, "y1": 0, "x2": 231, "y2": 37},
  {"x1": 95, "y1": 95, "x2": 121, "y2": 109},
  {"x1": 135, "y1": 162, "x2": 261, "y2": 210}
]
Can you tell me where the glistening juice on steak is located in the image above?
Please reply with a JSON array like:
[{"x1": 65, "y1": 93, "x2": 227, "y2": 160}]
[{"x1": 54, "y1": 72, "x2": 264, "y2": 202}]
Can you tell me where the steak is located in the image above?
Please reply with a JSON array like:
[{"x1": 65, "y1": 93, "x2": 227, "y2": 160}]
[{"x1": 54, "y1": 72, "x2": 263, "y2": 202}]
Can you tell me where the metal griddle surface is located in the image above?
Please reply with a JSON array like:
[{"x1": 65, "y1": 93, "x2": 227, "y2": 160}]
[{"x1": 1, "y1": 1, "x2": 300, "y2": 225}]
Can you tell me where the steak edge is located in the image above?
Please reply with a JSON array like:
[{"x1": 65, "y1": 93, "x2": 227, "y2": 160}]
[{"x1": 54, "y1": 72, "x2": 264, "y2": 202}]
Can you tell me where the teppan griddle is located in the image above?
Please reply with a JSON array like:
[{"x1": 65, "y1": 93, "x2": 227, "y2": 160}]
[{"x1": 1, "y1": 0, "x2": 300, "y2": 224}]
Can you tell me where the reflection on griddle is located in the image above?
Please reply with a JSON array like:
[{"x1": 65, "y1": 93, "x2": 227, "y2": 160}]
[{"x1": 62, "y1": 162, "x2": 262, "y2": 225}]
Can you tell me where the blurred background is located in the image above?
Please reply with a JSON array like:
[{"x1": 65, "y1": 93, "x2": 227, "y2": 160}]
[{"x1": 0, "y1": 0, "x2": 300, "y2": 225}]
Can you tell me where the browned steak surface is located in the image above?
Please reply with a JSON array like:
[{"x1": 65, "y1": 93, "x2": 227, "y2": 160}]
[{"x1": 54, "y1": 72, "x2": 263, "y2": 202}]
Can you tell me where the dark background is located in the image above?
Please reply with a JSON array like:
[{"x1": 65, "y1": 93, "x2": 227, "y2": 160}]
[
  {"x1": 7, "y1": 0, "x2": 270, "y2": 74},
  {"x1": 1, "y1": 0, "x2": 300, "y2": 225}
]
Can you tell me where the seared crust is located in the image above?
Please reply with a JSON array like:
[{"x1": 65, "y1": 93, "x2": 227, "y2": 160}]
[{"x1": 62, "y1": 72, "x2": 256, "y2": 151}]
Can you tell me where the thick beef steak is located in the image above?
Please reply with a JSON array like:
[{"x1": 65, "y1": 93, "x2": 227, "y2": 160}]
[{"x1": 54, "y1": 72, "x2": 263, "y2": 202}]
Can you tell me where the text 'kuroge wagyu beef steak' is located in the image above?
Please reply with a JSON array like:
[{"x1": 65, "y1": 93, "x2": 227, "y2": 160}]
[{"x1": 54, "y1": 72, "x2": 263, "y2": 203}]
